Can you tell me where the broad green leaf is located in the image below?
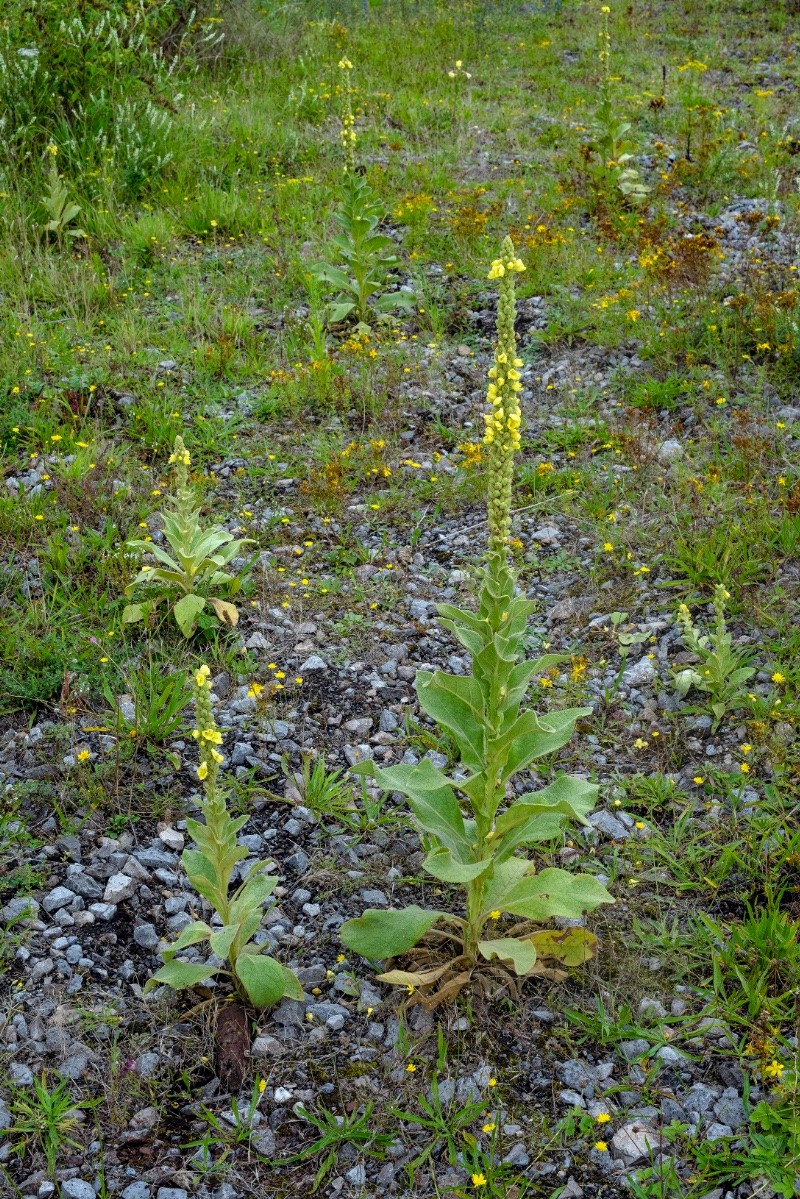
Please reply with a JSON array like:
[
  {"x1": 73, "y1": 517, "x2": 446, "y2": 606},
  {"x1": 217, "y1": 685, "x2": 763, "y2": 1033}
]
[
  {"x1": 209, "y1": 924, "x2": 239, "y2": 960},
  {"x1": 236, "y1": 952, "x2": 302, "y2": 1007},
  {"x1": 498, "y1": 707, "x2": 592, "y2": 781},
  {"x1": 126, "y1": 540, "x2": 184, "y2": 572},
  {"x1": 481, "y1": 857, "x2": 534, "y2": 916},
  {"x1": 478, "y1": 936, "x2": 537, "y2": 976},
  {"x1": 495, "y1": 867, "x2": 614, "y2": 921},
  {"x1": 208, "y1": 597, "x2": 239, "y2": 626},
  {"x1": 173, "y1": 593, "x2": 206, "y2": 637},
  {"x1": 491, "y1": 775, "x2": 600, "y2": 855},
  {"x1": 162, "y1": 920, "x2": 211, "y2": 960},
  {"x1": 339, "y1": 906, "x2": 445, "y2": 961},
  {"x1": 353, "y1": 759, "x2": 469, "y2": 857},
  {"x1": 229, "y1": 869, "x2": 277, "y2": 924},
  {"x1": 415, "y1": 671, "x2": 485, "y2": 771},
  {"x1": 122, "y1": 601, "x2": 155, "y2": 624},
  {"x1": 530, "y1": 927, "x2": 599, "y2": 967},
  {"x1": 144, "y1": 960, "x2": 219, "y2": 993},
  {"x1": 328, "y1": 300, "x2": 356, "y2": 323},
  {"x1": 423, "y1": 847, "x2": 492, "y2": 884}
]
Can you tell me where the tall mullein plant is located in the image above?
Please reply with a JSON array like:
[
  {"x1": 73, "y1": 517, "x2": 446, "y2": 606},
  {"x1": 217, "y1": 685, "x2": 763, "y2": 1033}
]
[
  {"x1": 340, "y1": 239, "x2": 613, "y2": 1006},
  {"x1": 144, "y1": 665, "x2": 301, "y2": 1008}
]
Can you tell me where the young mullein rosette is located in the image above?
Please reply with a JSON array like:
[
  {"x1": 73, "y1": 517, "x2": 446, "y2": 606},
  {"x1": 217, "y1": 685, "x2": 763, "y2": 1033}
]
[
  {"x1": 123, "y1": 434, "x2": 254, "y2": 637},
  {"x1": 144, "y1": 665, "x2": 302, "y2": 1008},
  {"x1": 339, "y1": 239, "x2": 613, "y2": 1007},
  {"x1": 338, "y1": 58, "x2": 356, "y2": 174}
]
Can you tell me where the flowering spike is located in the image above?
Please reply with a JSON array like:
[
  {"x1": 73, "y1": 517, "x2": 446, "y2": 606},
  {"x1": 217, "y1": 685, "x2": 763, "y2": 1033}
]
[
  {"x1": 338, "y1": 58, "x2": 356, "y2": 174},
  {"x1": 484, "y1": 235, "x2": 525, "y2": 554}
]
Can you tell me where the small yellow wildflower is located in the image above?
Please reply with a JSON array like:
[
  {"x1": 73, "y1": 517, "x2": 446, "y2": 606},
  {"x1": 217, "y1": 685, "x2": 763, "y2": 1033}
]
[
  {"x1": 596, "y1": 1113, "x2": 611, "y2": 1124},
  {"x1": 77, "y1": 749, "x2": 91, "y2": 762},
  {"x1": 772, "y1": 671, "x2": 786, "y2": 684},
  {"x1": 594, "y1": 1140, "x2": 608, "y2": 1152},
  {"x1": 197, "y1": 762, "x2": 208, "y2": 780},
  {"x1": 764, "y1": 1060, "x2": 784, "y2": 1079},
  {"x1": 471, "y1": 1174, "x2": 487, "y2": 1188},
  {"x1": 406, "y1": 1063, "x2": 417, "y2": 1073}
]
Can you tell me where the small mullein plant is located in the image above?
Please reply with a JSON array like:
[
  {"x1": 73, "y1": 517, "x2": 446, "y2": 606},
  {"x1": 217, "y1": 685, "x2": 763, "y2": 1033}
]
[
  {"x1": 144, "y1": 665, "x2": 302, "y2": 1007},
  {"x1": 123, "y1": 435, "x2": 254, "y2": 638},
  {"x1": 673, "y1": 584, "x2": 756, "y2": 730},
  {"x1": 340, "y1": 238, "x2": 613, "y2": 1007},
  {"x1": 587, "y1": 5, "x2": 649, "y2": 205},
  {"x1": 311, "y1": 58, "x2": 411, "y2": 327}
]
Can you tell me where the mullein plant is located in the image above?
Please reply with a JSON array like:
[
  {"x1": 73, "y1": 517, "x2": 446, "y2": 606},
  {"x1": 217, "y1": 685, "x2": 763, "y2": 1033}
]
[
  {"x1": 587, "y1": 4, "x2": 649, "y2": 205},
  {"x1": 673, "y1": 584, "x2": 756, "y2": 730},
  {"x1": 144, "y1": 665, "x2": 302, "y2": 1007},
  {"x1": 312, "y1": 57, "x2": 411, "y2": 326},
  {"x1": 340, "y1": 239, "x2": 613, "y2": 1007},
  {"x1": 123, "y1": 435, "x2": 254, "y2": 637}
]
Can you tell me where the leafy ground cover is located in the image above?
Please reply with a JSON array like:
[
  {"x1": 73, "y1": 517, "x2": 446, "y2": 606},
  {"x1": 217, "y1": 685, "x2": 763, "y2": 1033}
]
[{"x1": 1, "y1": 0, "x2": 800, "y2": 1197}]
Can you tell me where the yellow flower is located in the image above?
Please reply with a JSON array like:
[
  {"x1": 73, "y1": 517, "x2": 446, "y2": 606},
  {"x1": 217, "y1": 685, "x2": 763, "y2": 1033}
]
[
  {"x1": 627, "y1": 309, "x2": 640, "y2": 322},
  {"x1": 693, "y1": 776, "x2": 704, "y2": 785},
  {"x1": 764, "y1": 1059, "x2": 784, "y2": 1078},
  {"x1": 197, "y1": 762, "x2": 208, "y2": 780},
  {"x1": 195, "y1": 664, "x2": 211, "y2": 687},
  {"x1": 597, "y1": 1112, "x2": 611, "y2": 1124},
  {"x1": 201, "y1": 727, "x2": 223, "y2": 744},
  {"x1": 248, "y1": 682, "x2": 264, "y2": 698},
  {"x1": 258, "y1": 1078, "x2": 267, "y2": 1093},
  {"x1": 211, "y1": 750, "x2": 224, "y2": 764},
  {"x1": 740, "y1": 762, "x2": 750, "y2": 773},
  {"x1": 594, "y1": 1140, "x2": 608, "y2": 1152},
  {"x1": 406, "y1": 1063, "x2": 417, "y2": 1073},
  {"x1": 77, "y1": 749, "x2": 91, "y2": 762},
  {"x1": 482, "y1": 1121, "x2": 496, "y2": 1133},
  {"x1": 772, "y1": 671, "x2": 786, "y2": 684},
  {"x1": 471, "y1": 1175, "x2": 487, "y2": 1188},
  {"x1": 338, "y1": 58, "x2": 353, "y2": 69},
  {"x1": 488, "y1": 1077, "x2": 497, "y2": 1088},
  {"x1": 490, "y1": 910, "x2": 501, "y2": 919}
]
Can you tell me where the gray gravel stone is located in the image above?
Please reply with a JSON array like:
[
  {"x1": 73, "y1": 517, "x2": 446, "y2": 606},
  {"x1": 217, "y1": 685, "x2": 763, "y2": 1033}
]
[
  {"x1": 156, "y1": 1190, "x2": 189, "y2": 1199},
  {"x1": 685, "y1": 1083, "x2": 719, "y2": 1115},
  {"x1": 121, "y1": 1185, "x2": 151, "y2": 1199},
  {"x1": 705, "y1": 1122, "x2": 733, "y2": 1141},
  {"x1": 61, "y1": 1182, "x2": 96, "y2": 1199},
  {"x1": 284, "y1": 850, "x2": 309, "y2": 874},
  {"x1": 103, "y1": 873, "x2": 137, "y2": 904},
  {"x1": 2, "y1": 896, "x2": 40, "y2": 921},
  {"x1": 589, "y1": 811, "x2": 629, "y2": 839},
  {"x1": 42, "y1": 886, "x2": 76, "y2": 913},
  {"x1": 133, "y1": 923, "x2": 160, "y2": 950},
  {"x1": 622, "y1": 657, "x2": 656, "y2": 688},
  {"x1": 714, "y1": 1091, "x2": 746, "y2": 1129},
  {"x1": 611, "y1": 1120, "x2": 661, "y2": 1164}
]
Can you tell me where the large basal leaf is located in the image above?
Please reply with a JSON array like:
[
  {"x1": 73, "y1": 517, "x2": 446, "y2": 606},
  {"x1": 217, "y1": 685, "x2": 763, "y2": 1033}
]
[
  {"x1": 529, "y1": 927, "x2": 599, "y2": 967},
  {"x1": 415, "y1": 671, "x2": 485, "y2": 772},
  {"x1": 173, "y1": 593, "x2": 207, "y2": 637},
  {"x1": 339, "y1": 905, "x2": 445, "y2": 961},
  {"x1": 478, "y1": 936, "x2": 538, "y2": 976},
  {"x1": 423, "y1": 847, "x2": 492, "y2": 884},
  {"x1": 236, "y1": 952, "x2": 303, "y2": 1007},
  {"x1": 144, "y1": 960, "x2": 219, "y2": 994},
  {"x1": 495, "y1": 867, "x2": 614, "y2": 921},
  {"x1": 353, "y1": 759, "x2": 469, "y2": 858}
]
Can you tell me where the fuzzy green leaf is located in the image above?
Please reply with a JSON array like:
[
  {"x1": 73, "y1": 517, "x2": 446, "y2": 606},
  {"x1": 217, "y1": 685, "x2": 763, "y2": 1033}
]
[
  {"x1": 339, "y1": 906, "x2": 446, "y2": 961},
  {"x1": 173, "y1": 593, "x2": 206, "y2": 637},
  {"x1": 478, "y1": 936, "x2": 537, "y2": 975},
  {"x1": 415, "y1": 671, "x2": 485, "y2": 771},
  {"x1": 209, "y1": 924, "x2": 239, "y2": 960},
  {"x1": 353, "y1": 759, "x2": 469, "y2": 858},
  {"x1": 122, "y1": 601, "x2": 153, "y2": 625},
  {"x1": 235, "y1": 952, "x2": 303, "y2": 1007},
  {"x1": 162, "y1": 920, "x2": 211, "y2": 961},
  {"x1": 144, "y1": 960, "x2": 219, "y2": 994},
  {"x1": 422, "y1": 847, "x2": 492, "y2": 883},
  {"x1": 498, "y1": 707, "x2": 592, "y2": 781},
  {"x1": 493, "y1": 867, "x2": 614, "y2": 921}
]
